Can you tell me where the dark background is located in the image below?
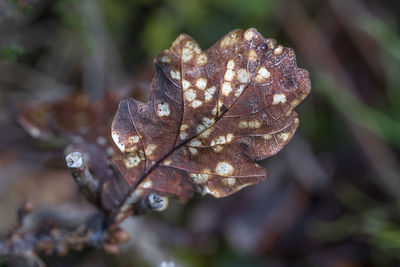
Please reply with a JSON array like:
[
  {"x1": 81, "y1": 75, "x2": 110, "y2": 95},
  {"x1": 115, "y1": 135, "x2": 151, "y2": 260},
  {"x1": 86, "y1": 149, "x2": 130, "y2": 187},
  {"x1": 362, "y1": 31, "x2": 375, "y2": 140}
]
[{"x1": 1, "y1": 0, "x2": 400, "y2": 266}]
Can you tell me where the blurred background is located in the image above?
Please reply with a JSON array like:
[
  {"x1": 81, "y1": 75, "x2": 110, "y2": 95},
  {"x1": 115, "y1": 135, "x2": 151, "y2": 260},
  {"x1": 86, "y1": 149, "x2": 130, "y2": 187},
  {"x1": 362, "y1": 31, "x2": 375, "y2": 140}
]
[{"x1": 1, "y1": 0, "x2": 400, "y2": 266}]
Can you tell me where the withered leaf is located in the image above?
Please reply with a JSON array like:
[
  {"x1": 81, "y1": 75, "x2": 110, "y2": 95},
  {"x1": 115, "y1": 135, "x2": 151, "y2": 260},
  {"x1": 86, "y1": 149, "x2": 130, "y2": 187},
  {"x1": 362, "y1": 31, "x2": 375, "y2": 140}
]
[{"x1": 110, "y1": 28, "x2": 311, "y2": 207}]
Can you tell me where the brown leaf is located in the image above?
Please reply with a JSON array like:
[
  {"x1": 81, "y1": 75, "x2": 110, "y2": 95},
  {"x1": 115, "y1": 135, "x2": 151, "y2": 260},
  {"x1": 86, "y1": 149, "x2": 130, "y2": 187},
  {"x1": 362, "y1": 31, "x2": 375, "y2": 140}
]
[{"x1": 110, "y1": 28, "x2": 311, "y2": 208}]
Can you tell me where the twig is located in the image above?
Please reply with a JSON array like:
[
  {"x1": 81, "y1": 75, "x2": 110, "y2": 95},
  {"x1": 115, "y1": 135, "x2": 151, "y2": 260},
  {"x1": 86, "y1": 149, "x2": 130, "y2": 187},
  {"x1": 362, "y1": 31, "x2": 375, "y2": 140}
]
[{"x1": 65, "y1": 151, "x2": 99, "y2": 205}]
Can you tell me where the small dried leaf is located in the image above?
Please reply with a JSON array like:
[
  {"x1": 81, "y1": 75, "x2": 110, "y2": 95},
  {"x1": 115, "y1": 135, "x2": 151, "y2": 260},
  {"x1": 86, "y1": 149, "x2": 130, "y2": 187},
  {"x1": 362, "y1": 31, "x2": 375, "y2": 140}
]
[{"x1": 110, "y1": 28, "x2": 311, "y2": 209}]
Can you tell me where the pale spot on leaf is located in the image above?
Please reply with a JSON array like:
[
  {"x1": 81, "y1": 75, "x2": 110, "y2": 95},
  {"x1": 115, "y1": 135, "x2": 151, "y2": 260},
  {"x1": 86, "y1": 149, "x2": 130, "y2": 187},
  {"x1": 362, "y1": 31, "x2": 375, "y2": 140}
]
[
  {"x1": 255, "y1": 67, "x2": 270, "y2": 83},
  {"x1": 248, "y1": 49, "x2": 257, "y2": 62},
  {"x1": 222, "y1": 178, "x2": 236, "y2": 186},
  {"x1": 244, "y1": 29, "x2": 255, "y2": 41},
  {"x1": 185, "y1": 89, "x2": 196, "y2": 102},
  {"x1": 157, "y1": 103, "x2": 171, "y2": 116},
  {"x1": 190, "y1": 172, "x2": 209, "y2": 184},
  {"x1": 248, "y1": 120, "x2": 261, "y2": 129},
  {"x1": 142, "y1": 181, "x2": 152, "y2": 188},
  {"x1": 189, "y1": 147, "x2": 198, "y2": 155},
  {"x1": 196, "y1": 53, "x2": 208, "y2": 65},
  {"x1": 161, "y1": 55, "x2": 171, "y2": 63},
  {"x1": 205, "y1": 86, "x2": 216, "y2": 102},
  {"x1": 272, "y1": 94, "x2": 287, "y2": 105},
  {"x1": 227, "y1": 59, "x2": 235, "y2": 70},
  {"x1": 182, "y1": 48, "x2": 193, "y2": 62},
  {"x1": 279, "y1": 132, "x2": 290, "y2": 141},
  {"x1": 237, "y1": 69, "x2": 249, "y2": 83},
  {"x1": 129, "y1": 135, "x2": 140, "y2": 144},
  {"x1": 239, "y1": 121, "x2": 248, "y2": 128},
  {"x1": 170, "y1": 70, "x2": 181, "y2": 80},
  {"x1": 222, "y1": 82, "x2": 233, "y2": 96},
  {"x1": 215, "y1": 162, "x2": 234, "y2": 176},
  {"x1": 182, "y1": 80, "x2": 191, "y2": 90},
  {"x1": 191, "y1": 100, "x2": 203, "y2": 108},
  {"x1": 263, "y1": 134, "x2": 272, "y2": 140},
  {"x1": 145, "y1": 144, "x2": 157, "y2": 156},
  {"x1": 274, "y1": 45, "x2": 283, "y2": 55},
  {"x1": 196, "y1": 78, "x2": 207, "y2": 90},
  {"x1": 224, "y1": 69, "x2": 235, "y2": 81},
  {"x1": 112, "y1": 131, "x2": 125, "y2": 152}
]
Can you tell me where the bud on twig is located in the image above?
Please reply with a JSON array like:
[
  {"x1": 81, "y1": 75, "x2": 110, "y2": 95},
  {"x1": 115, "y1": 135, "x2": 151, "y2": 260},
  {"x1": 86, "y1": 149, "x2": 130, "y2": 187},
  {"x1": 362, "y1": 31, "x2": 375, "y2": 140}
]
[
  {"x1": 141, "y1": 193, "x2": 164, "y2": 211},
  {"x1": 65, "y1": 152, "x2": 99, "y2": 204}
]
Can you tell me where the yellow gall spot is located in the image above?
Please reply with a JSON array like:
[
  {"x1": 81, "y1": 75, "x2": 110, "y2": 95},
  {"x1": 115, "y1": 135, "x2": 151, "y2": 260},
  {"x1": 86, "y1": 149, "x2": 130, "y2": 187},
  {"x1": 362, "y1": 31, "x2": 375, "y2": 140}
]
[
  {"x1": 279, "y1": 132, "x2": 290, "y2": 141},
  {"x1": 196, "y1": 53, "x2": 208, "y2": 65},
  {"x1": 182, "y1": 80, "x2": 191, "y2": 90},
  {"x1": 222, "y1": 82, "x2": 233, "y2": 96},
  {"x1": 239, "y1": 121, "x2": 248, "y2": 128},
  {"x1": 145, "y1": 144, "x2": 157, "y2": 156},
  {"x1": 222, "y1": 178, "x2": 236, "y2": 186},
  {"x1": 157, "y1": 103, "x2": 171, "y2": 116},
  {"x1": 248, "y1": 49, "x2": 257, "y2": 62},
  {"x1": 272, "y1": 94, "x2": 287, "y2": 105},
  {"x1": 224, "y1": 69, "x2": 235, "y2": 81},
  {"x1": 227, "y1": 59, "x2": 235, "y2": 70},
  {"x1": 164, "y1": 160, "x2": 172, "y2": 166},
  {"x1": 191, "y1": 99, "x2": 203, "y2": 108},
  {"x1": 274, "y1": 45, "x2": 283, "y2": 55},
  {"x1": 237, "y1": 69, "x2": 249, "y2": 83},
  {"x1": 196, "y1": 78, "x2": 207, "y2": 90},
  {"x1": 249, "y1": 120, "x2": 261, "y2": 129},
  {"x1": 215, "y1": 161, "x2": 234, "y2": 176},
  {"x1": 184, "y1": 89, "x2": 196, "y2": 102},
  {"x1": 170, "y1": 70, "x2": 180, "y2": 80},
  {"x1": 182, "y1": 48, "x2": 193, "y2": 62},
  {"x1": 294, "y1": 118, "x2": 300, "y2": 124},
  {"x1": 255, "y1": 67, "x2": 270, "y2": 83},
  {"x1": 244, "y1": 29, "x2": 255, "y2": 41}
]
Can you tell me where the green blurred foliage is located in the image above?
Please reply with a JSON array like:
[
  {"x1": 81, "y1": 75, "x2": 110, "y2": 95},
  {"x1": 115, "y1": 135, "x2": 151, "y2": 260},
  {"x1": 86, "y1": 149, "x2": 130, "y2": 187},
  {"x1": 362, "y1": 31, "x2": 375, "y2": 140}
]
[{"x1": 0, "y1": 43, "x2": 24, "y2": 61}]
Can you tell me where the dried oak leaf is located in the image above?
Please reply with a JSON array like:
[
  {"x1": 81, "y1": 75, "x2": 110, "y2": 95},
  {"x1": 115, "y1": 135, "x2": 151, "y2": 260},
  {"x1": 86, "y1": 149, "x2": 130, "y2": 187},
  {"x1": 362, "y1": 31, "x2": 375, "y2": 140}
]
[{"x1": 110, "y1": 28, "x2": 311, "y2": 204}]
